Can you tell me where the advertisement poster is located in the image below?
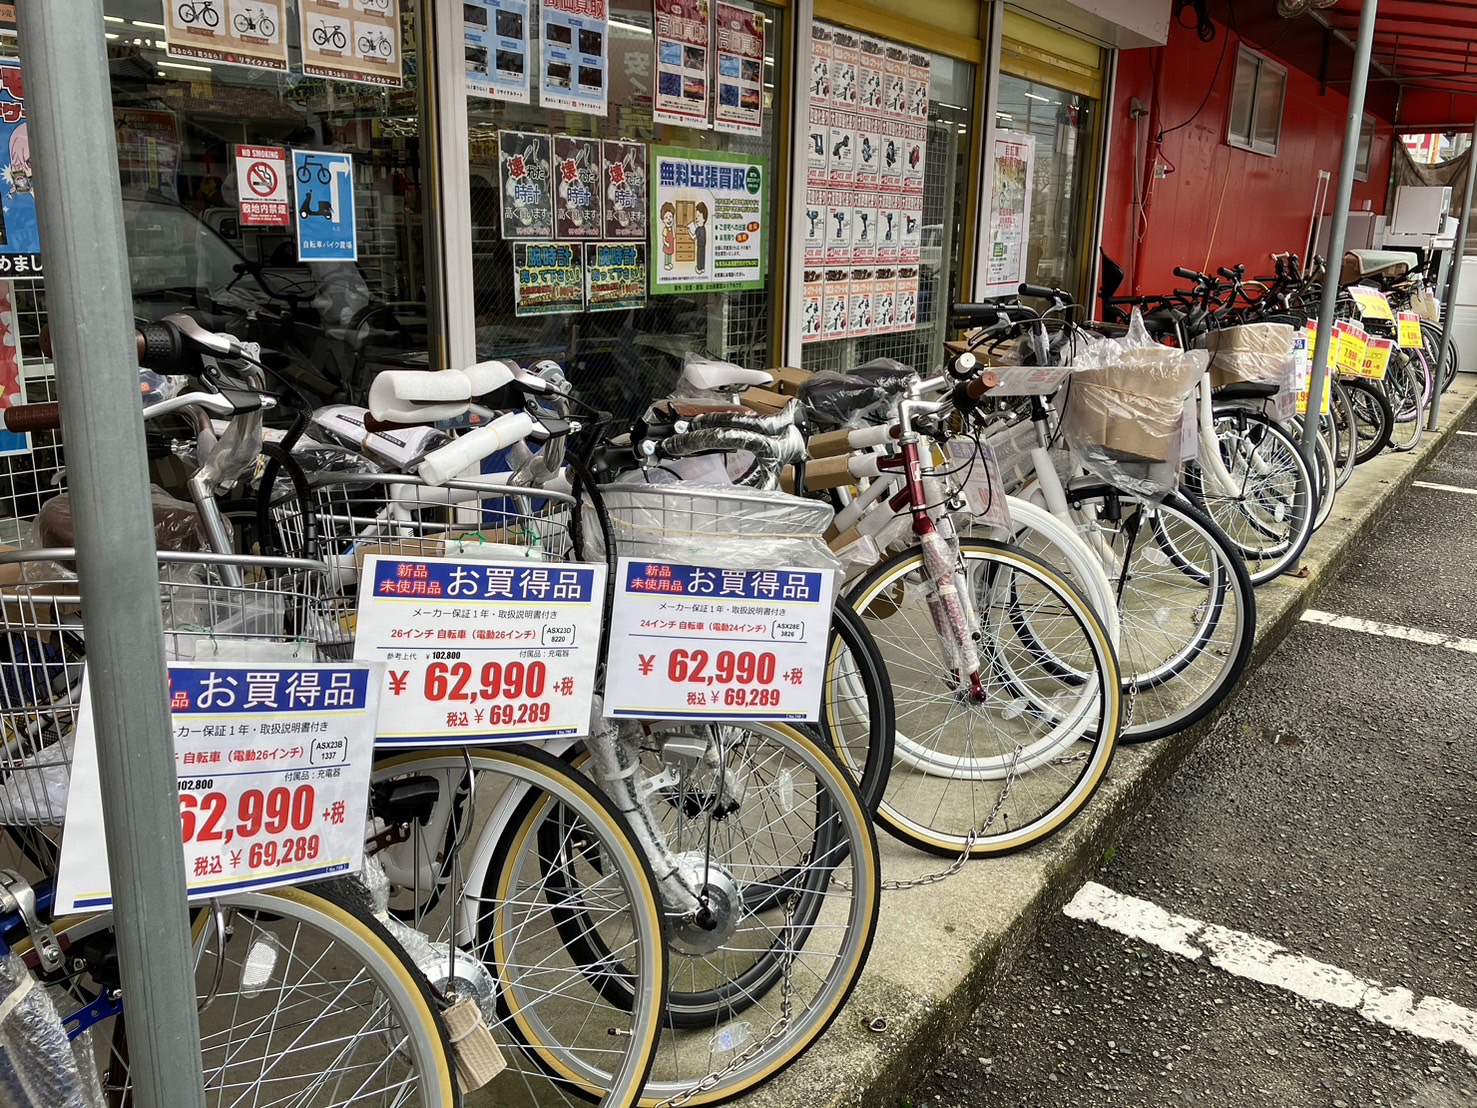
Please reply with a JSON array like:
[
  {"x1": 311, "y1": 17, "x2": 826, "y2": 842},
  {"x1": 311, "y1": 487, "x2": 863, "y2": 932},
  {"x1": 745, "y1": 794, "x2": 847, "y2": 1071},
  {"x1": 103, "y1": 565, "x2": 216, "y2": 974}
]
[
  {"x1": 653, "y1": 0, "x2": 711, "y2": 128},
  {"x1": 822, "y1": 281, "x2": 847, "y2": 338},
  {"x1": 858, "y1": 35, "x2": 884, "y2": 114},
  {"x1": 553, "y1": 134, "x2": 603, "y2": 239},
  {"x1": 713, "y1": 2, "x2": 764, "y2": 136},
  {"x1": 802, "y1": 188, "x2": 826, "y2": 268},
  {"x1": 234, "y1": 143, "x2": 290, "y2": 227},
  {"x1": 499, "y1": 130, "x2": 554, "y2": 240},
  {"x1": 55, "y1": 664, "x2": 381, "y2": 913},
  {"x1": 514, "y1": 242, "x2": 585, "y2": 316},
  {"x1": 292, "y1": 149, "x2": 356, "y2": 262},
  {"x1": 604, "y1": 559, "x2": 838, "y2": 721},
  {"x1": 830, "y1": 26, "x2": 859, "y2": 110},
  {"x1": 585, "y1": 242, "x2": 647, "y2": 311},
  {"x1": 903, "y1": 123, "x2": 925, "y2": 193},
  {"x1": 651, "y1": 147, "x2": 766, "y2": 294},
  {"x1": 883, "y1": 42, "x2": 908, "y2": 118},
  {"x1": 300, "y1": 0, "x2": 403, "y2": 88},
  {"x1": 855, "y1": 122, "x2": 881, "y2": 190},
  {"x1": 165, "y1": 0, "x2": 289, "y2": 73},
  {"x1": 464, "y1": 0, "x2": 532, "y2": 103},
  {"x1": 801, "y1": 273, "x2": 823, "y2": 343},
  {"x1": 541, "y1": 0, "x2": 608, "y2": 116},
  {"x1": 805, "y1": 21, "x2": 831, "y2": 188},
  {"x1": 602, "y1": 139, "x2": 647, "y2": 240},
  {"x1": 353, "y1": 556, "x2": 605, "y2": 744},
  {"x1": 115, "y1": 108, "x2": 181, "y2": 200},
  {"x1": 0, "y1": 281, "x2": 28, "y2": 457},
  {"x1": 847, "y1": 268, "x2": 872, "y2": 335},
  {"x1": 0, "y1": 61, "x2": 39, "y2": 280},
  {"x1": 907, "y1": 48, "x2": 931, "y2": 120},
  {"x1": 983, "y1": 131, "x2": 1034, "y2": 297},
  {"x1": 880, "y1": 119, "x2": 904, "y2": 191}
]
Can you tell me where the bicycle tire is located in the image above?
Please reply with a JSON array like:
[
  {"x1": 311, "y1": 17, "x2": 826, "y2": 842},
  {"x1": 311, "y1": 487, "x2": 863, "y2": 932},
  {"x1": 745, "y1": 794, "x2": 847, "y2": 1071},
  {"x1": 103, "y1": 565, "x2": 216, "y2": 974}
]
[
  {"x1": 202, "y1": 3, "x2": 218, "y2": 27},
  {"x1": 1067, "y1": 486, "x2": 1255, "y2": 742},
  {"x1": 44, "y1": 880, "x2": 460, "y2": 1105},
  {"x1": 1420, "y1": 319, "x2": 1458, "y2": 392},
  {"x1": 1345, "y1": 376, "x2": 1394, "y2": 462},
  {"x1": 369, "y1": 744, "x2": 667, "y2": 1108},
  {"x1": 823, "y1": 597, "x2": 895, "y2": 814},
  {"x1": 1384, "y1": 347, "x2": 1426, "y2": 453},
  {"x1": 846, "y1": 537, "x2": 1121, "y2": 856},
  {"x1": 1329, "y1": 378, "x2": 1358, "y2": 489}
]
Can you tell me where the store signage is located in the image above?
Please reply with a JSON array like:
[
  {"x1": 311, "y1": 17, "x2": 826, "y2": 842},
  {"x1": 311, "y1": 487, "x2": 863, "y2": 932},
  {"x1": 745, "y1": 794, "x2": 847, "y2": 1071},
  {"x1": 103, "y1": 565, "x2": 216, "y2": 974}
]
[
  {"x1": 553, "y1": 134, "x2": 603, "y2": 238},
  {"x1": 604, "y1": 558, "x2": 837, "y2": 721},
  {"x1": 650, "y1": 146, "x2": 767, "y2": 294},
  {"x1": 0, "y1": 60, "x2": 39, "y2": 281},
  {"x1": 653, "y1": 0, "x2": 711, "y2": 129},
  {"x1": 54, "y1": 663, "x2": 382, "y2": 914},
  {"x1": 234, "y1": 144, "x2": 290, "y2": 226},
  {"x1": 713, "y1": 2, "x2": 764, "y2": 136},
  {"x1": 585, "y1": 242, "x2": 647, "y2": 311},
  {"x1": 499, "y1": 130, "x2": 554, "y2": 240},
  {"x1": 513, "y1": 242, "x2": 585, "y2": 316},
  {"x1": 292, "y1": 149, "x2": 356, "y2": 262},
  {"x1": 299, "y1": 0, "x2": 404, "y2": 88},
  {"x1": 983, "y1": 131, "x2": 1035, "y2": 298},
  {"x1": 465, "y1": 0, "x2": 532, "y2": 104},
  {"x1": 602, "y1": 139, "x2": 647, "y2": 240},
  {"x1": 163, "y1": 0, "x2": 289, "y2": 73},
  {"x1": 540, "y1": 0, "x2": 608, "y2": 116},
  {"x1": 353, "y1": 555, "x2": 605, "y2": 745}
]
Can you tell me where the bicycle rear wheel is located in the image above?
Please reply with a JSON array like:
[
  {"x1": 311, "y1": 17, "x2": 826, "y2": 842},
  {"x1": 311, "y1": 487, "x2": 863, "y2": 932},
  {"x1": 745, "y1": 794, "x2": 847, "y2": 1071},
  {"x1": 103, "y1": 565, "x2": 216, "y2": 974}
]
[
  {"x1": 1344, "y1": 377, "x2": 1394, "y2": 463},
  {"x1": 1384, "y1": 348, "x2": 1427, "y2": 453}
]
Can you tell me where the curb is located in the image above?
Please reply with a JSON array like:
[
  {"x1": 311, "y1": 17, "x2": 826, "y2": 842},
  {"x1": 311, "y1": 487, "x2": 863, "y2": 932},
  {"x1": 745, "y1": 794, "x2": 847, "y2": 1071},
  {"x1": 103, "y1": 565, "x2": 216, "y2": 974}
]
[{"x1": 734, "y1": 375, "x2": 1477, "y2": 1108}]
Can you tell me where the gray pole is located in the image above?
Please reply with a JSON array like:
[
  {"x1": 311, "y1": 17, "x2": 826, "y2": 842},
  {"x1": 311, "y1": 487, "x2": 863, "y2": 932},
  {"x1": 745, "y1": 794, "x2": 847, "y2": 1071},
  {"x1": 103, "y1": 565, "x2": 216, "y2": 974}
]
[
  {"x1": 1302, "y1": 0, "x2": 1379, "y2": 469},
  {"x1": 1424, "y1": 109, "x2": 1477, "y2": 430},
  {"x1": 16, "y1": 5, "x2": 207, "y2": 1106}
]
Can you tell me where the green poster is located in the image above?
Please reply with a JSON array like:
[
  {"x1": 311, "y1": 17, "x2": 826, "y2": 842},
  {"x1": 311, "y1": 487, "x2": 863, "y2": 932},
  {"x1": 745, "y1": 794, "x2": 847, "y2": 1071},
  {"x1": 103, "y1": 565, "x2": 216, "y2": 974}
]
[
  {"x1": 650, "y1": 146, "x2": 767, "y2": 295},
  {"x1": 514, "y1": 242, "x2": 584, "y2": 316},
  {"x1": 585, "y1": 242, "x2": 647, "y2": 311}
]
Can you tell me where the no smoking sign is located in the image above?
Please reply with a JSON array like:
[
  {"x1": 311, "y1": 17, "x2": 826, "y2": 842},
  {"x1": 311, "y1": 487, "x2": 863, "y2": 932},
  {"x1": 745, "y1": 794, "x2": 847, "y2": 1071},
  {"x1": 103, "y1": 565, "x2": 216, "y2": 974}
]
[{"x1": 234, "y1": 144, "x2": 290, "y2": 226}]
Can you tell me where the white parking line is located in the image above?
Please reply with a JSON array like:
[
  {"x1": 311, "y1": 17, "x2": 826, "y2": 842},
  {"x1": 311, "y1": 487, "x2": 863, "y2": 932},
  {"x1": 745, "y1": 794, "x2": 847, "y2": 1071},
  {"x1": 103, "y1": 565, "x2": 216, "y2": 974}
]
[
  {"x1": 1300, "y1": 609, "x2": 1477, "y2": 655},
  {"x1": 1066, "y1": 882, "x2": 1477, "y2": 1058},
  {"x1": 1457, "y1": 430, "x2": 1477, "y2": 437},
  {"x1": 1413, "y1": 481, "x2": 1477, "y2": 496}
]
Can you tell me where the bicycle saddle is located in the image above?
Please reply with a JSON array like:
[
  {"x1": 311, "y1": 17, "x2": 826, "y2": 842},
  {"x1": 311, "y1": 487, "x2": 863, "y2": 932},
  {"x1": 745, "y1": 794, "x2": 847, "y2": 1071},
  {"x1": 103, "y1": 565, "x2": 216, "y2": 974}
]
[
  {"x1": 1211, "y1": 381, "x2": 1280, "y2": 402},
  {"x1": 679, "y1": 361, "x2": 775, "y2": 392}
]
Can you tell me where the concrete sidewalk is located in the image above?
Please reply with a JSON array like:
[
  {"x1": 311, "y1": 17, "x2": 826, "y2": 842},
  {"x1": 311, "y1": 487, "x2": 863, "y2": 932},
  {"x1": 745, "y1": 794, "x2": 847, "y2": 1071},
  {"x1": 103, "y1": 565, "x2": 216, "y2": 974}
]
[{"x1": 737, "y1": 375, "x2": 1477, "y2": 1108}]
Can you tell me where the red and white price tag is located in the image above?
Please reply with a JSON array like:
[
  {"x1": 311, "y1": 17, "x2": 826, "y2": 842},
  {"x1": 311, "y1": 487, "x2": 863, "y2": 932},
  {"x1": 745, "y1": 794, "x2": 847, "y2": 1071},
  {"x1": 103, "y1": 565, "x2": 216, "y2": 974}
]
[
  {"x1": 353, "y1": 555, "x2": 606, "y2": 745},
  {"x1": 55, "y1": 662, "x2": 381, "y2": 914},
  {"x1": 604, "y1": 558, "x2": 837, "y2": 721}
]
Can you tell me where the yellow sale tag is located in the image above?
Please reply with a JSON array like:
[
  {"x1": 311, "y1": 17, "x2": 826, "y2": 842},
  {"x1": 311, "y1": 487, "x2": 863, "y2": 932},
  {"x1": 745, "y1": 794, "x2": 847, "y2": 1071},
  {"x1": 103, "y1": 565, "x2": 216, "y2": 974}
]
[
  {"x1": 1296, "y1": 372, "x2": 1331, "y2": 416},
  {"x1": 1350, "y1": 285, "x2": 1394, "y2": 321},
  {"x1": 1397, "y1": 311, "x2": 1422, "y2": 349},
  {"x1": 1361, "y1": 337, "x2": 1393, "y2": 380},
  {"x1": 1332, "y1": 320, "x2": 1368, "y2": 376}
]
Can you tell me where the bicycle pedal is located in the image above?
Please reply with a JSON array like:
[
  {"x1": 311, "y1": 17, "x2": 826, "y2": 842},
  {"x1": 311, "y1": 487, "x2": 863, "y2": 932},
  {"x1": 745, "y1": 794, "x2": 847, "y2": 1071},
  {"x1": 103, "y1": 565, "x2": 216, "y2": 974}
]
[{"x1": 443, "y1": 994, "x2": 506, "y2": 1091}]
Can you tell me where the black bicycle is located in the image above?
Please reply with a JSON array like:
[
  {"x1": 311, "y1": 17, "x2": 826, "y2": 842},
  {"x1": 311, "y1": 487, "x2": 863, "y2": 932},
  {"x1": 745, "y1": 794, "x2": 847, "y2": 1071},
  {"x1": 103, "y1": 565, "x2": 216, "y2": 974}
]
[
  {"x1": 359, "y1": 30, "x2": 394, "y2": 59},
  {"x1": 176, "y1": 0, "x2": 219, "y2": 28},
  {"x1": 233, "y1": 5, "x2": 275, "y2": 37},
  {"x1": 311, "y1": 22, "x2": 348, "y2": 50}
]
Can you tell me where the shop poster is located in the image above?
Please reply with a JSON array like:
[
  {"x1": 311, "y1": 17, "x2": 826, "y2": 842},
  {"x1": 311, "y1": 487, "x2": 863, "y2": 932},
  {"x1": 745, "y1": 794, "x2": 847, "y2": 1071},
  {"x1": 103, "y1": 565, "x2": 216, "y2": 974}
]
[
  {"x1": 713, "y1": 3, "x2": 764, "y2": 136},
  {"x1": 804, "y1": 22, "x2": 831, "y2": 188},
  {"x1": 982, "y1": 131, "x2": 1033, "y2": 297},
  {"x1": 0, "y1": 61, "x2": 39, "y2": 281},
  {"x1": 300, "y1": 0, "x2": 404, "y2": 88},
  {"x1": 464, "y1": 0, "x2": 531, "y2": 103},
  {"x1": 602, "y1": 139, "x2": 647, "y2": 240},
  {"x1": 514, "y1": 242, "x2": 584, "y2": 316},
  {"x1": 499, "y1": 130, "x2": 554, "y2": 240},
  {"x1": 234, "y1": 144, "x2": 290, "y2": 227},
  {"x1": 540, "y1": 0, "x2": 608, "y2": 116},
  {"x1": 651, "y1": 147, "x2": 766, "y2": 294},
  {"x1": 0, "y1": 281, "x2": 28, "y2": 457},
  {"x1": 164, "y1": 0, "x2": 288, "y2": 73},
  {"x1": 114, "y1": 108, "x2": 181, "y2": 201},
  {"x1": 554, "y1": 134, "x2": 603, "y2": 239},
  {"x1": 830, "y1": 27, "x2": 859, "y2": 111},
  {"x1": 585, "y1": 242, "x2": 647, "y2": 311},
  {"x1": 858, "y1": 35, "x2": 884, "y2": 115},
  {"x1": 292, "y1": 149, "x2": 357, "y2": 262},
  {"x1": 654, "y1": 0, "x2": 711, "y2": 129}
]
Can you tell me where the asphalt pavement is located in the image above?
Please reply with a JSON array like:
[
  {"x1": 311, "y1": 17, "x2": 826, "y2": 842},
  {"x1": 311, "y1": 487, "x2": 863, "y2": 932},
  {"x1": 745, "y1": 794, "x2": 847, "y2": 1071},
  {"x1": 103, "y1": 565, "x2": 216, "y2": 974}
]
[{"x1": 907, "y1": 422, "x2": 1477, "y2": 1108}]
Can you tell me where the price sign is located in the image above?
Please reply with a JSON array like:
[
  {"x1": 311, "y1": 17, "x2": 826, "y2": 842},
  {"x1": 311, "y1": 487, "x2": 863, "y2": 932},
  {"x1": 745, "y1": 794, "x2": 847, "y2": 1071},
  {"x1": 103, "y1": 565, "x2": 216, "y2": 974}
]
[
  {"x1": 604, "y1": 558, "x2": 838, "y2": 721},
  {"x1": 1349, "y1": 285, "x2": 1394, "y2": 321},
  {"x1": 1361, "y1": 336, "x2": 1393, "y2": 380},
  {"x1": 1293, "y1": 329, "x2": 1330, "y2": 416},
  {"x1": 980, "y1": 362, "x2": 1071, "y2": 397},
  {"x1": 353, "y1": 555, "x2": 605, "y2": 745},
  {"x1": 1332, "y1": 319, "x2": 1369, "y2": 377},
  {"x1": 1397, "y1": 311, "x2": 1423, "y2": 349},
  {"x1": 55, "y1": 663, "x2": 380, "y2": 914}
]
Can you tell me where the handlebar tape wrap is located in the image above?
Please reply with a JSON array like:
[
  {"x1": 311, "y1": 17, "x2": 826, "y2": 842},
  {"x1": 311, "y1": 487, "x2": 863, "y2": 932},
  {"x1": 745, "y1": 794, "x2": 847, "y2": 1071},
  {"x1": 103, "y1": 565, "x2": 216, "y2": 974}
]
[
  {"x1": 416, "y1": 412, "x2": 538, "y2": 486},
  {"x1": 369, "y1": 369, "x2": 477, "y2": 423}
]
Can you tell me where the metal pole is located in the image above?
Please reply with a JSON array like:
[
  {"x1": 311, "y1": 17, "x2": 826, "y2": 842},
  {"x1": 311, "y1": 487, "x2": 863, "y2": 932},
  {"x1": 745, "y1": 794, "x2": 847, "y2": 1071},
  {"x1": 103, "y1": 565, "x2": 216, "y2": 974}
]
[
  {"x1": 16, "y1": 6, "x2": 207, "y2": 1107},
  {"x1": 1302, "y1": 0, "x2": 1379, "y2": 469},
  {"x1": 1425, "y1": 108, "x2": 1477, "y2": 430}
]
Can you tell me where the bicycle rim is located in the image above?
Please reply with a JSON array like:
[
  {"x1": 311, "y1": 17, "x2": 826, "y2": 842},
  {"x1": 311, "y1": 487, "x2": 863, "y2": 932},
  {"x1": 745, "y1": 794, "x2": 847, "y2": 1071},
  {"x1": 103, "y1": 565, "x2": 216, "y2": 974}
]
[
  {"x1": 822, "y1": 599, "x2": 896, "y2": 815},
  {"x1": 1385, "y1": 349, "x2": 1426, "y2": 453}
]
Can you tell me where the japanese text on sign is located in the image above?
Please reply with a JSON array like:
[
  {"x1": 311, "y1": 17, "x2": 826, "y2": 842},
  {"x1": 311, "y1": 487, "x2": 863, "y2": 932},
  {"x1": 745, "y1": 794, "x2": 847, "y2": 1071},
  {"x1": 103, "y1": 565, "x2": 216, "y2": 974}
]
[
  {"x1": 353, "y1": 555, "x2": 606, "y2": 746},
  {"x1": 54, "y1": 664, "x2": 381, "y2": 914}
]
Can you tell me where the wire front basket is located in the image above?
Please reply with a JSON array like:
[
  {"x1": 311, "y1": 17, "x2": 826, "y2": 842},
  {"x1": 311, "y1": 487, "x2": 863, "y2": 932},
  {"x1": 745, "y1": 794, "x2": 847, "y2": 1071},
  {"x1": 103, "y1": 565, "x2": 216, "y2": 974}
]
[{"x1": 0, "y1": 549, "x2": 334, "y2": 827}]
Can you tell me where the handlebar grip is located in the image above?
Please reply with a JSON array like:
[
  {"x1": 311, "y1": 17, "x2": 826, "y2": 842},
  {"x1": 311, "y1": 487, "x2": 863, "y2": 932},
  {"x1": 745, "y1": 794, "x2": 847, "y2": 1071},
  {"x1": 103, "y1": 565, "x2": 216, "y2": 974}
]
[
  {"x1": 416, "y1": 411, "x2": 537, "y2": 486},
  {"x1": 1172, "y1": 267, "x2": 1204, "y2": 282},
  {"x1": 965, "y1": 370, "x2": 1002, "y2": 401},
  {"x1": 5, "y1": 403, "x2": 61, "y2": 433},
  {"x1": 137, "y1": 321, "x2": 186, "y2": 373},
  {"x1": 1018, "y1": 283, "x2": 1065, "y2": 302},
  {"x1": 1216, "y1": 267, "x2": 1238, "y2": 281}
]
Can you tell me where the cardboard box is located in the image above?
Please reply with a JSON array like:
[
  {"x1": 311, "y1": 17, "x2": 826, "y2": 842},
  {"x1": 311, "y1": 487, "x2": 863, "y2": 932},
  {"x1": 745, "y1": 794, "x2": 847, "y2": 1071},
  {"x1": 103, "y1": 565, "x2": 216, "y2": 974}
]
[
  {"x1": 770, "y1": 367, "x2": 813, "y2": 397},
  {"x1": 1062, "y1": 350, "x2": 1201, "y2": 464},
  {"x1": 738, "y1": 387, "x2": 790, "y2": 415},
  {"x1": 1206, "y1": 323, "x2": 1294, "y2": 389}
]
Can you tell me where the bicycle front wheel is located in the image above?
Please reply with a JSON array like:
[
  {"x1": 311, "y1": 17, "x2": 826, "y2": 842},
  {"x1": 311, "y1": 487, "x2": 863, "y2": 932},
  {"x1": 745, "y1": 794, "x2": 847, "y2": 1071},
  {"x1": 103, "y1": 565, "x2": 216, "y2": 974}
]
[{"x1": 847, "y1": 538, "x2": 1121, "y2": 857}]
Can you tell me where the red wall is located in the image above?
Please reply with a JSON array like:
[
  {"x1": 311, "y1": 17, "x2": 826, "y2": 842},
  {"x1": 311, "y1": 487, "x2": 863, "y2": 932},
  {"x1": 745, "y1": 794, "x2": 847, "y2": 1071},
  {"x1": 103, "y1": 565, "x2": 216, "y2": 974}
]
[{"x1": 1100, "y1": 12, "x2": 1395, "y2": 300}]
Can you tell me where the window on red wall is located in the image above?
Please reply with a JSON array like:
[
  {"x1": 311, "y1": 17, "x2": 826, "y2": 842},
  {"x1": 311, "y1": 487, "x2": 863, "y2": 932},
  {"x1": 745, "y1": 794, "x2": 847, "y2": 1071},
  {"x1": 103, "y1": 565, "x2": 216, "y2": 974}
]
[{"x1": 1228, "y1": 46, "x2": 1285, "y2": 157}]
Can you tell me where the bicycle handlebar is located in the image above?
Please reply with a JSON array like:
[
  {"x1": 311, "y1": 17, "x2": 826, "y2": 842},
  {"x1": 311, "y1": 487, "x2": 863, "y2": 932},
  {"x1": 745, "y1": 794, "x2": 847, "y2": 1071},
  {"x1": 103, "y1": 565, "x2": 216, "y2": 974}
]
[
  {"x1": 4, "y1": 402, "x2": 59, "y2": 433},
  {"x1": 1018, "y1": 283, "x2": 1069, "y2": 303},
  {"x1": 1173, "y1": 266, "x2": 1208, "y2": 283}
]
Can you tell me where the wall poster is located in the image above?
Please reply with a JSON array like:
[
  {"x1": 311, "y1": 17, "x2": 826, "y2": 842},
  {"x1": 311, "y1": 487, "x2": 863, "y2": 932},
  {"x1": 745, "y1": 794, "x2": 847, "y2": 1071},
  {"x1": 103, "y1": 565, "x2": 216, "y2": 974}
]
[
  {"x1": 553, "y1": 134, "x2": 603, "y2": 238},
  {"x1": 300, "y1": 0, "x2": 404, "y2": 88},
  {"x1": 464, "y1": 0, "x2": 531, "y2": 103},
  {"x1": 233, "y1": 143, "x2": 290, "y2": 227},
  {"x1": 713, "y1": 2, "x2": 764, "y2": 136},
  {"x1": 585, "y1": 242, "x2": 647, "y2": 311},
  {"x1": 602, "y1": 139, "x2": 648, "y2": 240},
  {"x1": 982, "y1": 131, "x2": 1034, "y2": 297},
  {"x1": 514, "y1": 242, "x2": 584, "y2": 315},
  {"x1": 498, "y1": 130, "x2": 554, "y2": 240},
  {"x1": 650, "y1": 147, "x2": 766, "y2": 294},
  {"x1": 0, "y1": 60, "x2": 40, "y2": 281},
  {"x1": 115, "y1": 108, "x2": 181, "y2": 200},
  {"x1": 540, "y1": 0, "x2": 608, "y2": 115},
  {"x1": 292, "y1": 149, "x2": 357, "y2": 262},
  {"x1": 654, "y1": 0, "x2": 711, "y2": 129},
  {"x1": 164, "y1": 0, "x2": 288, "y2": 71},
  {"x1": 0, "y1": 281, "x2": 29, "y2": 457}
]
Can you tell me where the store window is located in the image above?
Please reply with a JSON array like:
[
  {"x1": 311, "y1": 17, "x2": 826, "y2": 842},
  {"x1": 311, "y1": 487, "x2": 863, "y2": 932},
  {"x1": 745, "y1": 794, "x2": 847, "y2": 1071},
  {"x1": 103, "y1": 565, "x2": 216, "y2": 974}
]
[
  {"x1": 462, "y1": 0, "x2": 785, "y2": 425},
  {"x1": 1228, "y1": 46, "x2": 1284, "y2": 157}
]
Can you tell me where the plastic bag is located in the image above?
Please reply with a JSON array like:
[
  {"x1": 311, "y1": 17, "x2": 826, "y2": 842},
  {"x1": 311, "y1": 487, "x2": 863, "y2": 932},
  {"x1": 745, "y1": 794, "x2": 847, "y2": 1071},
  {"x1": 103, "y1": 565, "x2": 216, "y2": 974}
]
[
  {"x1": 1060, "y1": 309, "x2": 1206, "y2": 501},
  {"x1": 0, "y1": 952, "x2": 104, "y2": 1107},
  {"x1": 797, "y1": 371, "x2": 888, "y2": 428},
  {"x1": 1203, "y1": 323, "x2": 1295, "y2": 387}
]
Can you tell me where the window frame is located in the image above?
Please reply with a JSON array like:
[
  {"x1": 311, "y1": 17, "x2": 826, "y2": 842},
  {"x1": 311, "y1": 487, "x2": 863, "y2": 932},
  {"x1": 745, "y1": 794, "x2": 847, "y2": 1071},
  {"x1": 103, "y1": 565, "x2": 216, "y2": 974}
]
[
  {"x1": 1227, "y1": 45, "x2": 1286, "y2": 158},
  {"x1": 1354, "y1": 112, "x2": 1376, "y2": 182}
]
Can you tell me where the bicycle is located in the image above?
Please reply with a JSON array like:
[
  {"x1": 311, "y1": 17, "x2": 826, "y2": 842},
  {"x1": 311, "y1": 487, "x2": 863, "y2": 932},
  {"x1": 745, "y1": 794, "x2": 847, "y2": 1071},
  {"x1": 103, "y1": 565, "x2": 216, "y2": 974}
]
[
  {"x1": 176, "y1": 0, "x2": 219, "y2": 28},
  {"x1": 297, "y1": 155, "x2": 333, "y2": 185},
  {"x1": 360, "y1": 30, "x2": 395, "y2": 59},
  {"x1": 232, "y1": 5, "x2": 275, "y2": 37},
  {"x1": 312, "y1": 22, "x2": 349, "y2": 51}
]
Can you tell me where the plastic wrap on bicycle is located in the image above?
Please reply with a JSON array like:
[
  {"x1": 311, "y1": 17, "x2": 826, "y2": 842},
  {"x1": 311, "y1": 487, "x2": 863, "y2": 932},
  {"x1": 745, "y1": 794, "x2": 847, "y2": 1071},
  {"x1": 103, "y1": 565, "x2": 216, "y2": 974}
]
[{"x1": 798, "y1": 371, "x2": 890, "y2": 427}]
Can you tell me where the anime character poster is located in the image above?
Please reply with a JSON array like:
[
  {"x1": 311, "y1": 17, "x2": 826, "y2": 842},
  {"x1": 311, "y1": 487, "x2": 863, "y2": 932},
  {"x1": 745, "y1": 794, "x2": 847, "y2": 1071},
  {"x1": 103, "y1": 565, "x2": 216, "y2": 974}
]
[
  {"x1": 553, "y1": 134, "x2": 602, "y2": 239},
  {"x1": 650, "y1": 147, "x2": 766, "y2": 294},
  {"x1": 0, "y1": 281, "x2": 29, "y2": 456},
  {"x1": 0, "y1": 61, "x2": 39, "y2": 281},
  {"x1": 654, "y1": 0, "x2": 711, "y2": 128},
  {"x1": 601, "y1": 139, "x2": 647, "y2": 240},
  {"x1": 541, "y1": 0, "x2": 608, "y2": 116},
  {"x1": 713, "y1": 2, "x2": 764, "y2": 136},
  {"x1": 498, "y1": 130, "x2": 554, "y2": 240}
]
